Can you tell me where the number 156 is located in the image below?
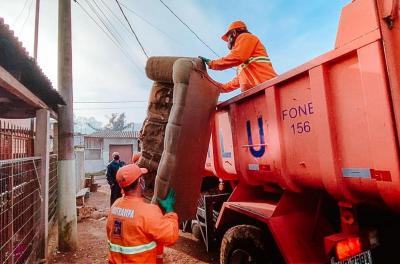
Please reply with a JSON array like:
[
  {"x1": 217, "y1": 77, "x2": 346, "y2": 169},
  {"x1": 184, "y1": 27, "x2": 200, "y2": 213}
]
[{"x1": 290, "y1": 121, "x2": 311, "y2": 134}]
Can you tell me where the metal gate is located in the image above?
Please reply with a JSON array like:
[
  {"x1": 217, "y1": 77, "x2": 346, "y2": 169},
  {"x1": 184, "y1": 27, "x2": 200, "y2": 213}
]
[
  {"x1": 109, "y1": 144, "x2": 133, "y2": 164},
  {"x1": 0, "y1": 157, "x2": 42, "y2": 263},
  {"x1": 0, "y1": 122, "x2": 42, "y2": 263}
]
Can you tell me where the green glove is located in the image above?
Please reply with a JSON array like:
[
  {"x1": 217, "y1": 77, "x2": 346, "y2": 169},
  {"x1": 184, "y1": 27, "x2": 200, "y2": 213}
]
[
  {"x1": 158, "y1": 188, "x2": 176, "y2": 213},
  {"x1": 198, "y1": 56, "x2": 211, "y2": 65}
]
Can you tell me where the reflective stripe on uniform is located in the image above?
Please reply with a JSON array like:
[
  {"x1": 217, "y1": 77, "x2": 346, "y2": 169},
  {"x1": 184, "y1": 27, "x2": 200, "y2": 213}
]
[
  {"x1": 108, "y1": 240, "x2": 157, "y2": 255},
  {"x1": 238, "y1": 56, "x2": 271, "y2": 73}
]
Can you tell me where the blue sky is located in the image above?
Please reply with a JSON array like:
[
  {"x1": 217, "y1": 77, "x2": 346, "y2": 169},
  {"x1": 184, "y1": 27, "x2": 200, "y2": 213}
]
[{"x1": 0, "y1": 0, "x2": 349, "y2": 124}]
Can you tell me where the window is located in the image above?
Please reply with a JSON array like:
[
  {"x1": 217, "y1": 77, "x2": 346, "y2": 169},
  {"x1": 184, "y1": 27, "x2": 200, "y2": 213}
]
[{"x1": 85, "y1": 149, "x2": 102, "y2": 160}]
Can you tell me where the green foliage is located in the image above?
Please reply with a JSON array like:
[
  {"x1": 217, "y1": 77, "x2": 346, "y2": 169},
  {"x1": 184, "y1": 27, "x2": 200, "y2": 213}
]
[{"x1": 104, "y1": 113, "x2": 133, "y2": 131}]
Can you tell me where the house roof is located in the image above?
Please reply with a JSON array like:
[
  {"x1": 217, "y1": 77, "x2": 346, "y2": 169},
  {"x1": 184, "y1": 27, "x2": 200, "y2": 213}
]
[
  {"x1": 0, "y1": 18, "x2": 65, "y2": 113},
  {"x1": 85, "y1": 130, "x2": 140, "y2": 139}
]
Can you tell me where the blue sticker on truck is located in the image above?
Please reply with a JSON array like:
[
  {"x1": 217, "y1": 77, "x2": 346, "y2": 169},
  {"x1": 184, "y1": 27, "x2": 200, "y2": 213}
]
[
  {"x1": 342, "y1": 168, "x2": 371, "y2": 179},
  {"x1": 248, "y1": 164, "x2": 259, "y2": 171}
]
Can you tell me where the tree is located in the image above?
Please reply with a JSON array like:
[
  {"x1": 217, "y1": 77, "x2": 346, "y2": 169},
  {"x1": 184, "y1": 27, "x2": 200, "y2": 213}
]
[
  {"x1": 104, "y1": 113, "x2": 133, "y2": 131},
  {"x1": 74, "y1": 115, "x2": 103, "y2": 134}
]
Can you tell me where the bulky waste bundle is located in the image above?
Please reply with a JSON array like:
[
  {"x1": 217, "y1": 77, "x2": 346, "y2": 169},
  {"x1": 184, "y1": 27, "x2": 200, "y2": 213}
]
[{"x1": 137, "y1": 56, "x2": 219, "y2": 220}]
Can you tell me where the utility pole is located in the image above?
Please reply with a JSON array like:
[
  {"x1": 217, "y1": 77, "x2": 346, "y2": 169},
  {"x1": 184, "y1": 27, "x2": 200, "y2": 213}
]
[
  {"x1": 33, "y1": 0, "x2": 40, "y2": 60},
  {"x1": 57, "y1": 0, "x2": 78, "y2": 251},
  {"x1": 31, "y1": 0, "x2": 40, "y2": 132}
]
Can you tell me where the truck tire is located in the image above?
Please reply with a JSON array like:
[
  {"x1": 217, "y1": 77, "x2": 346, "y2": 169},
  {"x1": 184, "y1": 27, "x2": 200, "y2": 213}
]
[{"x1": 220, "y1": 225, "x2": 271, "y2": 264}]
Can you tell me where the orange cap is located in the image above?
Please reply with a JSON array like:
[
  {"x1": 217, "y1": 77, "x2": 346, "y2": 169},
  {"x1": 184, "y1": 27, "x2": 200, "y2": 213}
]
[
  {"x1": 116, "y1": 164, "x2": 148, "y2": 188},
  {"x1": 221, "y1": 20, "x2": 247, "y2": 42}
]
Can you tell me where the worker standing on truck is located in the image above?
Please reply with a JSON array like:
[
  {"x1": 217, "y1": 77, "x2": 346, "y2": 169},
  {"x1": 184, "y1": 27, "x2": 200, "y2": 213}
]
[
  {"x1": 199, "y1": 20, "x2": 277, "y2": 92},
  {"x1": 106, "y1": 164, "x2": 179, "y2": 264},
  {"x1": 107, "y1": 152, "x2": 126, "y2": 206}
]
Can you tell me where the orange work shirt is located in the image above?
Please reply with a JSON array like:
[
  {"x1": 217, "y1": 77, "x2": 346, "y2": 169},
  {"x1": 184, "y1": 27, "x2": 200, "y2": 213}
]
[
  {"x1": 106, "y1": 196, "x2": 179, "y2": 264},
  {"x1": 209, "y1": 32, "x2": 277, "y2": 93}
]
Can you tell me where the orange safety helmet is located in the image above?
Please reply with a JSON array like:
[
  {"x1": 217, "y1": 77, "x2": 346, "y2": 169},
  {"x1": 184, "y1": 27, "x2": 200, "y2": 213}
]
[
  {"x1": 116, "y1": 164, "x2": 148, "y2": 188},
  {"x1": 221, "y1": 20, "x2": 247, "y2": 42}
]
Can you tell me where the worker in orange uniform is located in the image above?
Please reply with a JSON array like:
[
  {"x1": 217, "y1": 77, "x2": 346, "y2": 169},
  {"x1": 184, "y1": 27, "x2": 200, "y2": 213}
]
[
  {"x1": 199, "y1": 20, "x2": 277, "y2": 92},
  {"x1": 106, "y1": 163, "x2": 179, "y2": 264}
]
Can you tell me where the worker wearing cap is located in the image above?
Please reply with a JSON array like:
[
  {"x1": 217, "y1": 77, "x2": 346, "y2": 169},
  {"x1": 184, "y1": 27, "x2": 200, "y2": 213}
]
[
  {"x1": 107, "y1": 152, "x2": 126, "y2": 206},
  {"x1": 106, "y1": 164, "x2": 179, "y2": 264},
  {"x1": 199, "y1": 20, "x2": 277, "y2": 92}
]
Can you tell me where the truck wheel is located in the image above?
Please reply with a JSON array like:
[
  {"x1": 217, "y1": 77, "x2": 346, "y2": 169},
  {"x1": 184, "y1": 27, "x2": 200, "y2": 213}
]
[{"x1": 220, "y1": 225, "x2": 271, "y2": 264}]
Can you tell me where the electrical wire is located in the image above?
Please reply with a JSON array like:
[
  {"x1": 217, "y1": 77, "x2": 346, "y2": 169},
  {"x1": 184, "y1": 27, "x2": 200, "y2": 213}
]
[
  {"x1": 114, "y1": 0, "x2": 149, "y2": 58},
  {"x1": 158, "y1": 0, "x2": 220, "y2": 57},
  {"x1": 97, "y1": 0, "x2": 160, "y2": 56},
  {"x1": 119, "y1": 1, "x2": 183, "y2": 46},
  {"x1": 89, "y1": 0, "x2": 144, "y2": 68},
  {"x1": 74, "y1": 0, "x2": 143, "y2": 72},
  {"x1": 19, "y1": 0, "x2": 34, "y2": 35},
  {"x1": 99, "y1": 0, "x2": 173, "y2": 53},
  {"x1": 75, "y1": 0, "x2": 125, "y2": 56},
  {"x1": 98, "y1": 0, "x2": 134, "y2": 37},
  {"x1": 74, "y1": 100, "x2": 146, "y2": 103},
  {"x1": 74, "y1": 106, "x2": 146, "y2": 110},
  {"x1": 84, "y1": 0, "x2": 126, "y2": 51},
  {"x1": 91, "y1": 0, "x2": 127, "y2": 46},
  {"x1": 13, "y1": 0, "x2": 30, "y2": 26}
]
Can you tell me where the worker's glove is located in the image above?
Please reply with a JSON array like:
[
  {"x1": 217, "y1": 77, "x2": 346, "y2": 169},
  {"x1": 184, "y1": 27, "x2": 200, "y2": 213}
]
[
  {"x1": 198, "y1": 56, "x2": 211, "y2": 66},
  {"x1": 158, "y1": 188, "x2": 176, "y2": 213}
]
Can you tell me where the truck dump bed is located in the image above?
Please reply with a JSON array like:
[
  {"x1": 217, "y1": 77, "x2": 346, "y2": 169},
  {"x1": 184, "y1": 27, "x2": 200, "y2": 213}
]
[{"x1": 205, "y1": 0, "x2": 400, "y2": 213}]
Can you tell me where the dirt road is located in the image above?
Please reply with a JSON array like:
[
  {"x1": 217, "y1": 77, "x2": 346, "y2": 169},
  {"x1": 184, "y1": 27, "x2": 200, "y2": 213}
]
[{"x1": 49, "y1": 178, "x2": 218, "y2": 264}]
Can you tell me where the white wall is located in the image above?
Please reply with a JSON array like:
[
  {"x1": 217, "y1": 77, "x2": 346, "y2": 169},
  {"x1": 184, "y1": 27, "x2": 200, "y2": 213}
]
[
  {"x1": 85, "y1": 159, "x2": 105, "y2": 173},
  {"x1": 75, "y1": 149, "x2": 85, "y2": 192}
]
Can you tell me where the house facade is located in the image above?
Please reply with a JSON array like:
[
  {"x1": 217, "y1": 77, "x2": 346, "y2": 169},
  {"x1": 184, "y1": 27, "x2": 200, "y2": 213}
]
[{"x1": 84, "y1": 130, "x2": 140, "y2": 173}]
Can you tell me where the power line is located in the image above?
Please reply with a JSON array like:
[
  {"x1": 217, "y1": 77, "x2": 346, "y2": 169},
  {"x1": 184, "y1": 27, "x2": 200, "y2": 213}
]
[
  {"x1": 88, "y1": 0, "x2": 144, "y2": 69},
  {"x1": 158, "y1": 0, "x2": 219, "y2": 57},
  {"x1": 91, "y1": 0, "x2": 126, "y2": 46},
  {"x1": 74, "y1": 0, "x2": 124, "y2": 52},
  {"x1": 73, "y1": 0, "x2": 143, "y2": 72},
  {"x1": 100, "y1": 0, "x2": 171, "y2": 54},
  {"x1": 119, "y1": 2, "x2": 183, "y2": 47},
  {"x1": 114, "y1": 0, "x2": 149, "y2": 58},
  {"x1": 97, "y1": 0, "x2": 155, "y2": 58},
  {"x1": 13, "y1": 0, "x2": 30, "y2": 26},
  {"x1": 74, "y1": 100, "x2": 146, "y2": 103},
  {"x1": 74, "y1": 106, "x2": 146, "y2": 110},
  {"x1": 20, "y1": 0, "x2": 34, "y2": 35},
  {"x1": 84, "y1": 0, "x2": 126, "y2": 50},
  {"x1": 99, "y1": 0, "x2": 134, "y2": 38}
]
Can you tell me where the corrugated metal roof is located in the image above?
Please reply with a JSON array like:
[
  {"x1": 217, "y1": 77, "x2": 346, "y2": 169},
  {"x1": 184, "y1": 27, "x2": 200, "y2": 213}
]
[
  {"x1": 0, "y1": 18, "x2": 65, "y2": 111},
  {"x1": 85, "y1": 130, "x2": 140, "y2": 138}
]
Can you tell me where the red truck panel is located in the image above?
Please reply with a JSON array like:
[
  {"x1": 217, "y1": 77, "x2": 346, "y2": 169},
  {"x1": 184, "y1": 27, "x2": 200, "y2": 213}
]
[
  {"x1": 205, "y1": 111, "x2": 238, "y2": 180},
  {"x1": 207, "y1": 0, "x2": 400, "y2": 213}
]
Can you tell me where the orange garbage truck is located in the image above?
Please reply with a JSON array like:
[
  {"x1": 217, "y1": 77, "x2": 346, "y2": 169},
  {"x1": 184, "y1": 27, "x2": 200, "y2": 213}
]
[{"x1": 190, "y1": 0, "x2": 400, "y2": 263}]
